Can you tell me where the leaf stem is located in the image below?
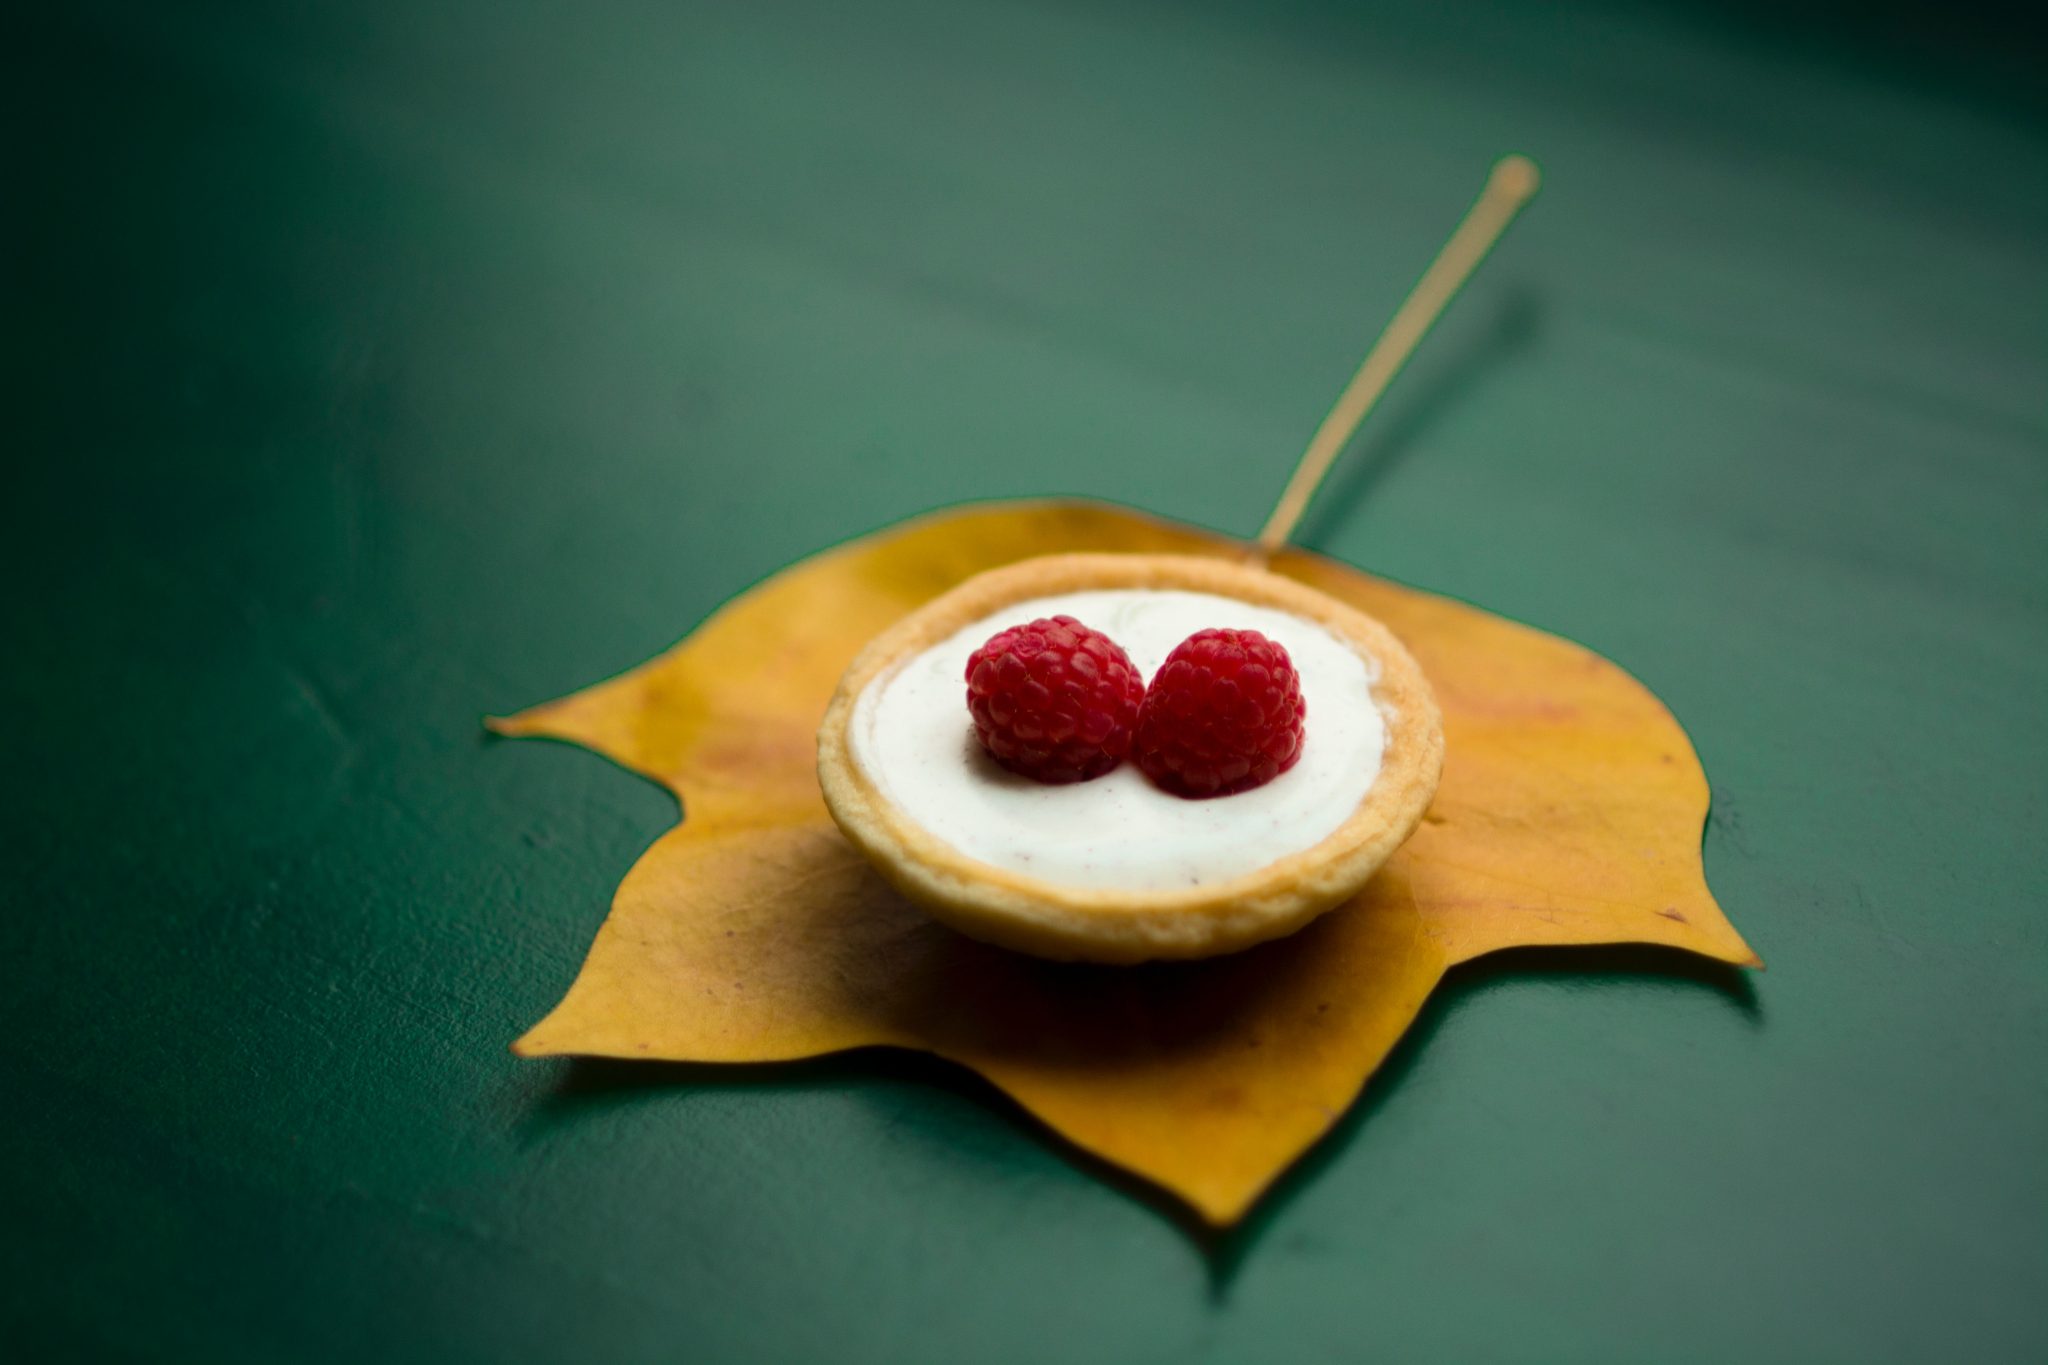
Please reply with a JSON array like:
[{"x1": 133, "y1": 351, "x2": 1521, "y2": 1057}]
[{"x1": 1255, "y1": 155, "x2": 1541, "y2": 554}]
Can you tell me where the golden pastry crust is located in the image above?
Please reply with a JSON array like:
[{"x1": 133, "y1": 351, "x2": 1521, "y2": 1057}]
[{"x1": 816, "y1": 553, "x2": 1443, "y2": 962}]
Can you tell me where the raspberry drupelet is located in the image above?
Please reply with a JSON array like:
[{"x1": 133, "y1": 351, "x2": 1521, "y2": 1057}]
[
  {"x1": 1134, "y1": 627, "x2": 1307, "y2": 797},
  {"x1": 964, "y1": 615, "x2": 1146, "y2": 783}
]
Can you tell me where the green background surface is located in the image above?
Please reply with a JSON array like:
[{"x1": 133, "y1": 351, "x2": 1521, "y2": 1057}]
[{"x1": 7, "y1": 1, "x2": 2046, "y2": 1361}]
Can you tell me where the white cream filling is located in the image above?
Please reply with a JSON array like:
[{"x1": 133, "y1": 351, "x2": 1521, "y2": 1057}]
[{"x1": 848, "y1": 589, "x2": 1386, "y2": 891}]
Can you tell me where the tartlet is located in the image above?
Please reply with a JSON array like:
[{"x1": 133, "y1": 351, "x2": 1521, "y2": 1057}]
[{"x1": 816, "y1": 553, "x2": 1443, "y2": 962}]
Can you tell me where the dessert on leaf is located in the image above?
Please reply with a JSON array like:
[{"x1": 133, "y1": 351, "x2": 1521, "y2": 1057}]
[
  {"x1": 488, "y1": 155, "x2": 1759, "y2": 1227},
  {"x1": 817, "y1": 553, "x2": 1443, "y2": 962},
  {"x1": 811, "y1": 156, "x2": 1546, "y2": 965}
]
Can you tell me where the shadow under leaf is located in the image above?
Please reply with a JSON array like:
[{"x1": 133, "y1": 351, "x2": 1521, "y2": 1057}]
[{"x1": 514, "y1": 935, "x2": 1759, "y2": 1283}]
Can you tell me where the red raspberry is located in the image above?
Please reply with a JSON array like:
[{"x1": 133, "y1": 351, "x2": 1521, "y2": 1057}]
[
  {"x1": 1134, "y1": 628, "x2": 1306, "y2": 797},
  {"x1": 965, "y1": 615, "x2": 1145, "y2": 783}
]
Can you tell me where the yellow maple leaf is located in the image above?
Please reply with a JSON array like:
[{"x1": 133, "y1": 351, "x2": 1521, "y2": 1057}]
[{"x1": 490, "y1": 500, "x2": 1756, "y2": 1225}]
